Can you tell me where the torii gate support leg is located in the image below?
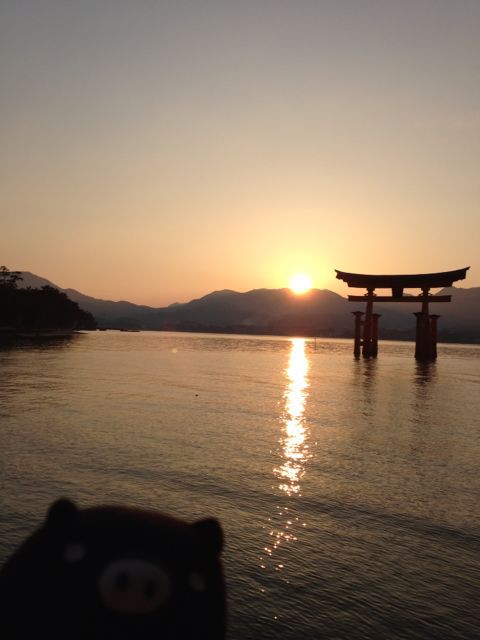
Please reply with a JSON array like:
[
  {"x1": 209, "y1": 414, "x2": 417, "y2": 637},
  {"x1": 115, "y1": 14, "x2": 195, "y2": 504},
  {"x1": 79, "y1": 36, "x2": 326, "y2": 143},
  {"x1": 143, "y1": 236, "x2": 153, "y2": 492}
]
[
  {"x1": 429, "y1": 314, "x2": 440, "y2": 360},
  {"x1": 414, "y1": 312, "x2": 426, "y2": 360},
  {"x1": 362, "y1": 289, "x2": 375, "y2": 358},
  {"x1": 371, "y1": 313, "x2": 381, "y2": 357},
  {"x1": 415, "y1": 312, "x2": 439, "y2": 360},
  {"x1": 415, "y1": 288, "x2": 434, "y2": 360},
  {"x1": 352, "y1": 311, "x2": 363, "y2": 358}
]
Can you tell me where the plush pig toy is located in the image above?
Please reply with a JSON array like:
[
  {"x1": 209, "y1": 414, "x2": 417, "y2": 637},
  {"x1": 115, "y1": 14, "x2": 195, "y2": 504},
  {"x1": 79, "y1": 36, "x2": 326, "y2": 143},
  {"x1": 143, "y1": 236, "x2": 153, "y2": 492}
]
[{"x1": 0, "y1": 499, "x2": 226, "y2": 639}]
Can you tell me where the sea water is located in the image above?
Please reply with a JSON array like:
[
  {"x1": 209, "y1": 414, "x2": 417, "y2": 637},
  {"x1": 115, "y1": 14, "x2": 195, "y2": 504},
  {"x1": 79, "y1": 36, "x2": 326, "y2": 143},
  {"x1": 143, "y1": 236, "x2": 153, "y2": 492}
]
[{"x1": 0, "y1": 332, "x2": 479, "y2": 639}]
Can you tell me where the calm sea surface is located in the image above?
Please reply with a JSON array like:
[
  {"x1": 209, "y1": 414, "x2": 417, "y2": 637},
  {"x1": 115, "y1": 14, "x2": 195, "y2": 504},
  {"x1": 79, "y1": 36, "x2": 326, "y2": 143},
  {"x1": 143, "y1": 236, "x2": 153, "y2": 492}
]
[{"x1": 1, "y1": 332, "x2": 479, "y2": 639}]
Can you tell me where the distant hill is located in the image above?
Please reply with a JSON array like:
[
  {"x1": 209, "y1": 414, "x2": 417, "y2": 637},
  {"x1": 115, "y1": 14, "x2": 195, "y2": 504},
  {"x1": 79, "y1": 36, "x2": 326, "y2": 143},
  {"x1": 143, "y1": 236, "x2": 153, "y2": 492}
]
[
  {"x1": 19, "y1": 272, "x2": 156, "y2": 329},
  {"x1": 17, "y1": 272, "x2": 479, "y2": 342},
  {"x1": 1, "y1": 271, "x2": 96, "y2": 332},
  {"x1": 435, "y1": 286, "x2": 480, "y2": 342},
  {"x1": 374, "y1": 286, "x2": 480, "y2": 342}
]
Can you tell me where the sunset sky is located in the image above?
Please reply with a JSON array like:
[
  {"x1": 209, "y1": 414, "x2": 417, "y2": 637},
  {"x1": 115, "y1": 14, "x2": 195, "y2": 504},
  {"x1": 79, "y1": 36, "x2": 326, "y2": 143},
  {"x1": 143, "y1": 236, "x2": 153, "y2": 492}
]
[{"x1": 1, "y1": 1, "x2": 479, "y2": 306}]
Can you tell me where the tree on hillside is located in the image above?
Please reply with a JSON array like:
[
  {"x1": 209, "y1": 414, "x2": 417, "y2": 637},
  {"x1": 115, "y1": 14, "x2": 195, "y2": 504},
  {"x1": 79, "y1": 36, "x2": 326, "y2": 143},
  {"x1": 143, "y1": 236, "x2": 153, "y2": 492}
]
[
  {"x1": 0, "y1": 266, "x2": 97, "y2": 331},
  {"x1": 0, "y1": 265, "x2": 22, "y2": 289}
]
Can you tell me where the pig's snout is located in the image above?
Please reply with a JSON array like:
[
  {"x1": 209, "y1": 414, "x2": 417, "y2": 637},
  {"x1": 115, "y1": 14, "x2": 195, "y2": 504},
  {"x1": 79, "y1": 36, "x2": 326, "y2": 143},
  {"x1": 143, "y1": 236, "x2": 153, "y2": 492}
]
[{"x1": 99, "y1": 560, "x2": 171, "y2": 615}]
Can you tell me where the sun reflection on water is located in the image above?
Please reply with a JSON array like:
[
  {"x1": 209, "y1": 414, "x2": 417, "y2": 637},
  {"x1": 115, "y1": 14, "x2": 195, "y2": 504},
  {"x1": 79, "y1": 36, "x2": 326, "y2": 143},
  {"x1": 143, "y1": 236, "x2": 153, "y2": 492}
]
[
  {"x1": 275, "y1": 337, "x2": 310, "y2": 496},
  {"x1": 260, "y1": 338, "x2": 311, "y2": 576}
]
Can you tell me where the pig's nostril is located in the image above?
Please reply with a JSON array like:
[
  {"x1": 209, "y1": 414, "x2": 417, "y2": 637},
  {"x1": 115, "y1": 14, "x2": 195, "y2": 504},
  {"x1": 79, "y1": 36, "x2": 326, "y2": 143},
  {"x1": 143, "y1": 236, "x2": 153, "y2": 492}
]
[
  {"x1": 144, "y1": 580, "x2": 157, "y2": 598},
  {"x1": 115, "y1": 572, "x2": 130, "y2": 591}
]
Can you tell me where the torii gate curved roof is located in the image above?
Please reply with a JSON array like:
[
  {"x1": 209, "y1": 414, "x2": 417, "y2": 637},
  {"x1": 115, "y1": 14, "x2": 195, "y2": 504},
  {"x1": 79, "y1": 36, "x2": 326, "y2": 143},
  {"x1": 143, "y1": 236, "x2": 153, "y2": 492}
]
[{"x1": 335, "y1": 267, "x2": 469, "y2": 289}]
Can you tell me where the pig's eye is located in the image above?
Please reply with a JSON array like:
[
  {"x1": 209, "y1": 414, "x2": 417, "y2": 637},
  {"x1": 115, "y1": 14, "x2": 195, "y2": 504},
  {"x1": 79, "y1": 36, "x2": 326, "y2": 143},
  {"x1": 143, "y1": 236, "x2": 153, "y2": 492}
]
[{"x1": 63, "y1": 542, "x2": 87, "y2": 564}]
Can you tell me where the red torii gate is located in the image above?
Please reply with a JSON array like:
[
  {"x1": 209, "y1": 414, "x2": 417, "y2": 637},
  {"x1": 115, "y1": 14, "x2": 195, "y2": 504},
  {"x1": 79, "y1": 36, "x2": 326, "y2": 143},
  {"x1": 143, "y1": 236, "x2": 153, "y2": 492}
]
[{"x1": 335, "y1": 267, "x2": 470, "y2": 360}]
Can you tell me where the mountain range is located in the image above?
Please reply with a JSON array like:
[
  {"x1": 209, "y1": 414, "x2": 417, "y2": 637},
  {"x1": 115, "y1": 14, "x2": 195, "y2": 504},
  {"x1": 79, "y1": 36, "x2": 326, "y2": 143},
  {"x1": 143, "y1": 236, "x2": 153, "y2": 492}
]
[{"x1": 18, "y1": 272, "x2": 480, "y2": 342}]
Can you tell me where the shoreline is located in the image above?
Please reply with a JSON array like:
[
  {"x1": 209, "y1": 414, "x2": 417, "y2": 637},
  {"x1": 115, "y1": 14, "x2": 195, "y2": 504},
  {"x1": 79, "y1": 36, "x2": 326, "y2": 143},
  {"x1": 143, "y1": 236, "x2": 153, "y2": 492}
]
[
  {"x1": 94, "y1": 327, "x2": 480, "y2": 346},
  {"x1": 0, "y1": 329, "x2": 78, "y2": 339}
]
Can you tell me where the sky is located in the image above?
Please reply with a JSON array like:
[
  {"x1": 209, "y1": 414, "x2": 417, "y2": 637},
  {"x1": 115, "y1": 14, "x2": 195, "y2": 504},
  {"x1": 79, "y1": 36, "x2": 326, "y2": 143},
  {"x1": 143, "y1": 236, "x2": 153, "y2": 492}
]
[{"x1": 1, "y1": 0, "x2": 479, "y2": 306}]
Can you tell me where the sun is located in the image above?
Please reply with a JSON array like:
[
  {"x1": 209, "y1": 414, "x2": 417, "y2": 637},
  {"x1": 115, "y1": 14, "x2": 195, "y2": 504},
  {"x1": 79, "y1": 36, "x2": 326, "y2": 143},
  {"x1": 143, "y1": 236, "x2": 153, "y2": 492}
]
[{"x1": 289, "y1": 273, "x2": 312, "y2": 295}]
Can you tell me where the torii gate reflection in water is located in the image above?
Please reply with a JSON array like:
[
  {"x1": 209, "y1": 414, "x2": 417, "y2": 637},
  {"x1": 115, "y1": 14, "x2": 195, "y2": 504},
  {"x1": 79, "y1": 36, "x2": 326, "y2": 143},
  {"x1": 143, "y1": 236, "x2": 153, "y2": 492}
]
[{"x1": 335, "y1": 267, "x2": 469, "y2": 360}]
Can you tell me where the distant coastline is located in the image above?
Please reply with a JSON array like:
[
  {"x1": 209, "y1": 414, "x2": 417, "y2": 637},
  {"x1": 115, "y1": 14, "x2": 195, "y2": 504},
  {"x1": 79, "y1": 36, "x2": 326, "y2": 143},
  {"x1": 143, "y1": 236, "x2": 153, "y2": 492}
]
[
  {"x1": 9, "y1": 270, "x2": 480, "y2": 346},
  {"x1": 0, "y1": 328, "x2": 78, "y2": 339},
  {"x1": 89, "y1": 325, "x2": 480, "y2": 346},
  {"x1": 3, "y1": 326, "x2": 478, "y2": 346}
]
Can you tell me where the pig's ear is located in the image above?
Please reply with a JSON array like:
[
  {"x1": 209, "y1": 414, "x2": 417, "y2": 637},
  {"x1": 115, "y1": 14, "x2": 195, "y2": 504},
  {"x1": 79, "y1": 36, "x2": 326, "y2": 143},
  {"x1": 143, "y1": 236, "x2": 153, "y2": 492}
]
[
  {"x1": 190, "y1": 518, "x2": 224, "y2": 557},
  {"x1": 46, "y1": 498, "x2": 78, "y2": 527}
]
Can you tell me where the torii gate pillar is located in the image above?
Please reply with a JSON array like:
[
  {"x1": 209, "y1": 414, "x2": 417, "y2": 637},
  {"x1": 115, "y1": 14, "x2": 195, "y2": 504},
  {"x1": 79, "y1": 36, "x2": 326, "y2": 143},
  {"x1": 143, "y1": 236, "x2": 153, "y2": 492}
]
[
  {"x1": 352, "y1": 311, "x2": 363, "y2": 359},
  {"x1": 371, "y1": 314, "x2": 381, "y2": 358}
]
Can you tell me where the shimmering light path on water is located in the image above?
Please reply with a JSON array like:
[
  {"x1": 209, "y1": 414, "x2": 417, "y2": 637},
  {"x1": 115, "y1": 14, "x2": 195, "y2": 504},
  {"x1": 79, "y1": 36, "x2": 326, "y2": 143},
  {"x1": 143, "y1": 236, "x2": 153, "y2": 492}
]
[
  {"x1": 278, "y1": 337, "x2": 310, "y2": 497},
  {"x1": 0, "y1": 332, "x2": 479, "y2": 639},
  {"x1": 263, "y1": 339, "x2": 311, "y2": 578}
]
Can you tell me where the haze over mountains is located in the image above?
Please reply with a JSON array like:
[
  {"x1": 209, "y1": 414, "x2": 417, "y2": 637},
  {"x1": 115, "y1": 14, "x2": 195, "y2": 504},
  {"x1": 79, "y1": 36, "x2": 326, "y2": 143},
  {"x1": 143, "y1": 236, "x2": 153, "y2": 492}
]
[{"x1": 19, "y1": 272, "x2": 480, "y2": 342}]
